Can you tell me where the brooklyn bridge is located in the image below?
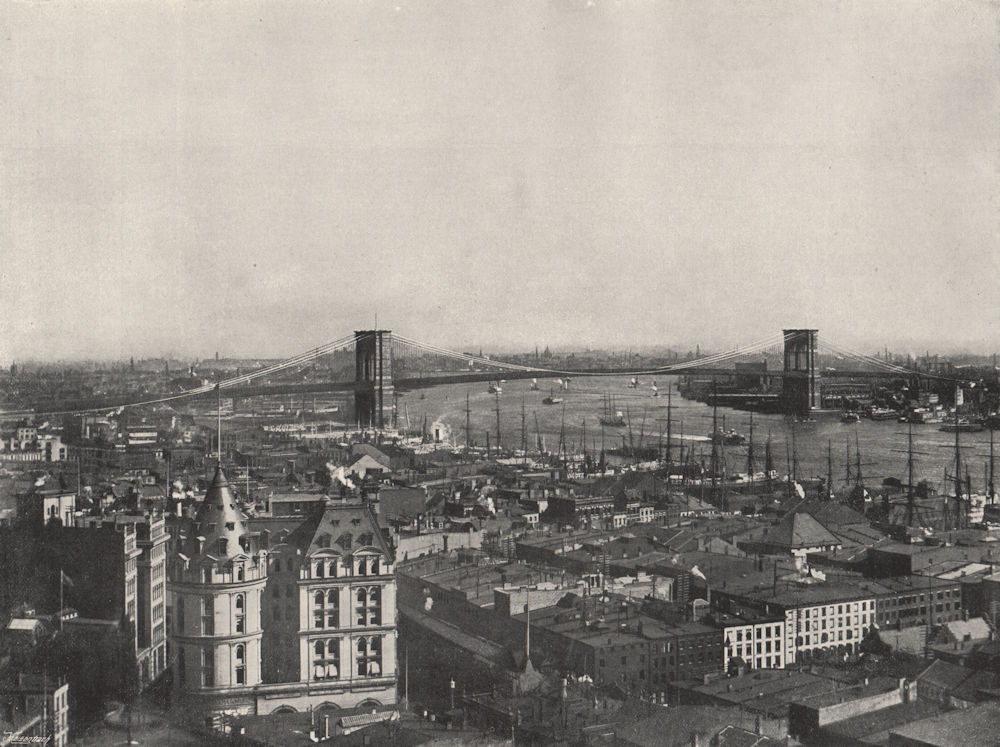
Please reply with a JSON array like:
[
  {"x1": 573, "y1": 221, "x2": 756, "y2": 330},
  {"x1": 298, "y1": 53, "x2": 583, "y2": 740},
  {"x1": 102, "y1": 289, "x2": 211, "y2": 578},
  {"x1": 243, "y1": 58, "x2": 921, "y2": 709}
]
[{"x1": 25, "y1": 328, "x2": 961, "y2": 422}]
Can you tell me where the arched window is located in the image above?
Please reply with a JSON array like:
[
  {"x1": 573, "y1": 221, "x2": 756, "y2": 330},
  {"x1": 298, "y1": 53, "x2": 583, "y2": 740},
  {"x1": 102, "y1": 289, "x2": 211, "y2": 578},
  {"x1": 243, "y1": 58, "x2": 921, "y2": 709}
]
[
  {"x1": 369, "y1": 557, "x2": 379, "y2": 576},
  {"x1": 273, "y1": 558, "x2": 281, "y2": 573},
  {"x1": 356, "y1": 586, "x2": 381, "y2": 626},
  {"x1": 315, "y1": 562, "x2": 325, "y2": 578},
  {"x1": 235, "y1": 644, "x2": 246, "y2": 684},
  {"x1": 235, "y1": 593, "x2": 245, "y2": 634},
  {"x1": 313, "y1": 591, "x2": 325, "y2": 629},
  {"x1": 313, "y1": 639, "x2": 339, "y2": 680},
  {"x1": 357, "y1": 557, "x2": 368, "y2": 576},
  {"x1": 236, "y1": 564, "x2": 245, "y2": 582},
  {"x1": 326, "y1": 590, "x2": 338, "y2": 627},
  {"x1": 328, "y1": 560, "x2": 338, "y2": 577},
  {"x1": 356, "y1": 636, "x2": 382, "y2": 677}
]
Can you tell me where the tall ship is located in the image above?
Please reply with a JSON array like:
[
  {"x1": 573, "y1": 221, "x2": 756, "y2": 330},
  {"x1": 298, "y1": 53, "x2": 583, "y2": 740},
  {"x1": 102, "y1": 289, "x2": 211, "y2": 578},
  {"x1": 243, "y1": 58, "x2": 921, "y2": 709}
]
[{"x1": 599, "y1": 393, "x2": 625, "y2": 426}]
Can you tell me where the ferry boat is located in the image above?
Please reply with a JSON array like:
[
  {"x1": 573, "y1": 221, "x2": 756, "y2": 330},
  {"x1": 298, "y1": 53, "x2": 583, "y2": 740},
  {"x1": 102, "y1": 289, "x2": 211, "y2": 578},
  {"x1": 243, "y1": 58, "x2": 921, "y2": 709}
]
[
  {"x1": 710, "y1": 428, "x2": 746, "y2": 446},
  {"x1": 940, "y1": 420, "x2": 984, "y2": 433},
  {"x1": 867, "y1": 407, "x2": 898, "y2": 421},
  {"x1": 840, "y1": 411, "x2": 860, "y2": 424}
]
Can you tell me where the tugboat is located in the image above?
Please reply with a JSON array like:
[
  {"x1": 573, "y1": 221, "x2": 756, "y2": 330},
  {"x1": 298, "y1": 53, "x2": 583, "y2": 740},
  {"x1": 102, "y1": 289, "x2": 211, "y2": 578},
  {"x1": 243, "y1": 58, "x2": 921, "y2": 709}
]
[
  {"x1": 542, "y1": 387, "x2": 563, "y2": 405},
  {"x1": 529, "y1": 378, "x2": 540, "y2": 391},
  {"x1": 488, "y1": 381, "x2": 502, "y2": 395}
]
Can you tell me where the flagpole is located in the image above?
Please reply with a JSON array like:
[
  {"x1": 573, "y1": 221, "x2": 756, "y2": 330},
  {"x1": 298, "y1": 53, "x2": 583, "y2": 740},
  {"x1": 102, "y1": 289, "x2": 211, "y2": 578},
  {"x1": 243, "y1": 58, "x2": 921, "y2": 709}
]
[{"x1": 59, "y1": 569, "x2": 63, "y2": 633}]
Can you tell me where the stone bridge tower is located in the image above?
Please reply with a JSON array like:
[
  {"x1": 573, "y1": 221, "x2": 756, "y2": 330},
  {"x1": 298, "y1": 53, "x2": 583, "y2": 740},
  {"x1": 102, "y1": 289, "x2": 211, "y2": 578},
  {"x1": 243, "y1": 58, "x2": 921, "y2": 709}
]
[
  {"x1": 354, "y1": 330, "x2": 394, "y2": 429},
  {"x1": 782, "y1": 329, "x2": 819, "y2": 416}
]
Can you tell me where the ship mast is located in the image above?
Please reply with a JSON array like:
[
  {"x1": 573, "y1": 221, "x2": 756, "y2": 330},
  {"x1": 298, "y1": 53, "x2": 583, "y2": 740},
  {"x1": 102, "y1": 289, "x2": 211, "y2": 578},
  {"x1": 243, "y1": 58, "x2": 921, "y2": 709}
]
[
  {"x1": 666, "y1": 384, "x2": 673, "y2": 466},
  {"x1": 465, "y1": 391, "x2": 471, "y2": 456},
  {"x1": 495, "y1": 391, "x2": 502, "y2": 452}
]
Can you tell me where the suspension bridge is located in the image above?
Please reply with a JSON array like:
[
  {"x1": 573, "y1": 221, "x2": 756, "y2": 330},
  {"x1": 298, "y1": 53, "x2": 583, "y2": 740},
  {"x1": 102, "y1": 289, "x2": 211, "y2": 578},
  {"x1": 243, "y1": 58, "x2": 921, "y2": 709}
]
[{"x1": 21, "y1": 328, "x2": 961, "y2": 422}]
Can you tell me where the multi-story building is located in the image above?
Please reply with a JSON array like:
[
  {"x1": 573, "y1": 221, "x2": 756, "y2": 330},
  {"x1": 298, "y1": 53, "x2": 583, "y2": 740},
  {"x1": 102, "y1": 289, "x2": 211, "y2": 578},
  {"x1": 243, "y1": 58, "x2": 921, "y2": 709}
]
[
  {"x1": 255, "y1": 501, "x2": 398, "y2": 712},
  {"x1": 714, "y1": 610, "x2": 786, "y2": 672},
  {"x1": 78, "y1": 512, "x2": 170, "y2": 683},
  {"x1": 16, "y1": 488, "x2": 76, "y2": 528},
  {"x1": 0, "y1": 673, "x2": 70, "y2": 747},
  {"x1": 168, "y1": 466, "x2": 267, "y2": 718},
  {"x1": 714, "y1": 583, "x2": 877, "y2": 665},
  {"x1": 167, "y1": 466, "x2": 398, "y2": 720}
]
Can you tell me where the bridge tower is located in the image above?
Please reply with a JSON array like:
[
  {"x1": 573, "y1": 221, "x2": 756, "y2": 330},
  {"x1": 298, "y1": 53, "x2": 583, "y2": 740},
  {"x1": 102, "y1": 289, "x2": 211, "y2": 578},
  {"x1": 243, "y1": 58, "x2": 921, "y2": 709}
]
[
  {"x1": 782, "y1": 329, "x2": 819, "y2": 416},
  {"x1": 354, "y1": 330, "x2": 394, "y2": 429}
]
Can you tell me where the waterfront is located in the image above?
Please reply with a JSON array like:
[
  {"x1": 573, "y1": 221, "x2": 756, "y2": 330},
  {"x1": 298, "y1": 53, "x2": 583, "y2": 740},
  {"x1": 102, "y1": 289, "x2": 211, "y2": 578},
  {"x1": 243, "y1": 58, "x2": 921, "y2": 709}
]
[{"x1": 402, "y1": 378, "x2": 996, "y2": 493}]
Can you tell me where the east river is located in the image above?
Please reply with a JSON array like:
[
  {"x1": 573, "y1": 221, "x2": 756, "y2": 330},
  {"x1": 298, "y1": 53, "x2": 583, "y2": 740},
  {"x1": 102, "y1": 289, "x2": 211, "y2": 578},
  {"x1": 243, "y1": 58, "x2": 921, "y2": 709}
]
[{"x1": 399, "y1": 378, "x2": 995, "y2": 493}]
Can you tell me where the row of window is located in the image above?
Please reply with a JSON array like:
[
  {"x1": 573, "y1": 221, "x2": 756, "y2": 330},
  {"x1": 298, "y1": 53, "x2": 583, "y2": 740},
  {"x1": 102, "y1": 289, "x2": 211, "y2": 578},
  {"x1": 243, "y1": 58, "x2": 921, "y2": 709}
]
[
  {"x1": 313, "y1": 587, "x2": 382, "y2": 628},
  {"x1": 730, "y1": 625, "x2": 781, "y2": 642},
  {"x1": 175, "y1": 594, "x2": 249, "y2": 635},
  {"x1": 305, "y1": 557, "x2": 384, "y2": 579},
  {"x1": 311, "y1": 636, "x2": 384, "y2": 680},
  {"x1": 177, "y1": 644, "x2": 248, "y2": 688}
]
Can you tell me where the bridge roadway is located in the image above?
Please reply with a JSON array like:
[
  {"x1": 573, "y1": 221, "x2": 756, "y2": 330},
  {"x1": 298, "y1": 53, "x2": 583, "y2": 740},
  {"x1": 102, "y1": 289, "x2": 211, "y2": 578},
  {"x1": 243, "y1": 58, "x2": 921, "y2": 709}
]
[{"x1": 24, "y1": 367, "x2": 917, "y2": 414}]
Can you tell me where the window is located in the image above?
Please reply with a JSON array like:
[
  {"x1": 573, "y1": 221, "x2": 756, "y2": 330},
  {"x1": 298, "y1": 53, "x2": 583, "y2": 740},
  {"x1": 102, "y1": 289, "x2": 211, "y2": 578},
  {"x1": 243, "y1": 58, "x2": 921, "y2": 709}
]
[
  {"x1": 177, "y1": 597, "x2": 185, "y2": 633},
  {"x1": 236, "y1": 564, "x2": 244, "y2": 582},
  {"x1": 314, "y1": 590, "x2": 338, "y2": 629},
  {"x1": 274, "y1": 558, "x2": 281, "y2": 573},
  {"x1": 328, "y1": 560, "x2": 338, "y2": 578},
  {"x1": 370, "y1": 557, "x2": 379, "y2": 576},
  {"x1": 235, "y1": 594, "x2": 245, "y2": 634},
  {"x1": 235, "y1": 644, "x2": 246, "y2": 684},
  {"x1": 201, "y1": 597, "x2": 214, "y2": 635},
  {"x1": 202, "y1": 648, "x2": 214, "y2": 687},
  {"x1": 356, "y1": 636, "x2": 382, "y2": 677},
  {"x1": 312, "y1": 639, "x2": 340, "y2": 680},
  {"x1": 178, "y1": 648, "x2": 186, "y2": 684},
  {"x1": 356, "y1": 587, "x2": 381, "y2": 626},
  {"x1": 315, "y1": 562, "x2": 325, "y2": 578}
]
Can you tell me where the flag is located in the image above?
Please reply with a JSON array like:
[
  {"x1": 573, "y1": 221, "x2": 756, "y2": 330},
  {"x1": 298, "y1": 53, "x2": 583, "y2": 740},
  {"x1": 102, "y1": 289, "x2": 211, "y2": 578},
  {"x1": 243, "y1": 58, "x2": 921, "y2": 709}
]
[{"x1": 61, "y1": 570, "x2": 74, "y2": 588}]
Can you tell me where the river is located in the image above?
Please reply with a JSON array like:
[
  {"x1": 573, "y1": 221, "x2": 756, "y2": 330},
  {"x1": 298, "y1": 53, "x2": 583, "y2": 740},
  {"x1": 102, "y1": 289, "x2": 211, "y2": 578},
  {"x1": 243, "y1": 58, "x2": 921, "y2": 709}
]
[{"x1": 397, "y1": 378, "x2": 995, "y2": 493}]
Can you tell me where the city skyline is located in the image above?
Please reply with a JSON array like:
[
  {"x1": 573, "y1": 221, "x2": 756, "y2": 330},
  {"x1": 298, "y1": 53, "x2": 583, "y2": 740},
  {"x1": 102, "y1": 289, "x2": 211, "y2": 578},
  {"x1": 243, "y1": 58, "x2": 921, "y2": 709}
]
[{"x1": 2, "y1": 1, "x2": 997, "y2": 363}]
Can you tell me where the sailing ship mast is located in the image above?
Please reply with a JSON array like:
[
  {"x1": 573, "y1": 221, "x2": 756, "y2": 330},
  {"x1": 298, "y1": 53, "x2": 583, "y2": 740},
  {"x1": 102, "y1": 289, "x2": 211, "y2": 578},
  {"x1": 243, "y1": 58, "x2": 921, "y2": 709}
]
[
  {"x1": 666, "y1": 384, "x2": 673, "y2": 466},
  {"x1": 495, "y1": 392, "x2": 502, "y2": 452},
  {"x1": 521, "y1": 396, "x2": 527, "y2": 467}
]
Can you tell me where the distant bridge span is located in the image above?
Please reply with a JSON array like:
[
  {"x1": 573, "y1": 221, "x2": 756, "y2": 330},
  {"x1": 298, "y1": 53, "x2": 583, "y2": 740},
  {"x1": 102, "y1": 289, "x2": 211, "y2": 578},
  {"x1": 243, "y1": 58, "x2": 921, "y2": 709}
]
[{"x1": 22, "y1": 327, "x2": 950, "y2": 417}]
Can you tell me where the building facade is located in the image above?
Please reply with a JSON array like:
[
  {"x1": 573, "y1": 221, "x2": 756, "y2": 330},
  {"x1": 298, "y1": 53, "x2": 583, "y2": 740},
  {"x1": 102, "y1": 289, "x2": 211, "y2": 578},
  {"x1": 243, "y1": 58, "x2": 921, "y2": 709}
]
[
  {"x1": 168, "y1": 467, "x2": 398, "y2": 720},
  {"x1": 168, "y1": 466, "x2": 267, "y2": 719}
]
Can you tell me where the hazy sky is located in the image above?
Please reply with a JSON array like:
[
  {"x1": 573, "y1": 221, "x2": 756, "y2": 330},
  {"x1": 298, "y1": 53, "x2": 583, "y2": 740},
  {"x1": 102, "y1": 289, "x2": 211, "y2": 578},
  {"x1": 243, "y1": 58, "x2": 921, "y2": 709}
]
[{"x1": 2, "y1": 0, "x2": 998, "y2": 363}]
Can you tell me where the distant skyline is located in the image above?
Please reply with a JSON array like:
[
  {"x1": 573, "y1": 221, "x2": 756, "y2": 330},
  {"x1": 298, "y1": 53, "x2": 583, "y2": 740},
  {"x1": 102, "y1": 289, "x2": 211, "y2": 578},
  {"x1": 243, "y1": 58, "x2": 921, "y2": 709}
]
[{"x1": 2, "y1": 1, "x2": 998, "y2": 365}]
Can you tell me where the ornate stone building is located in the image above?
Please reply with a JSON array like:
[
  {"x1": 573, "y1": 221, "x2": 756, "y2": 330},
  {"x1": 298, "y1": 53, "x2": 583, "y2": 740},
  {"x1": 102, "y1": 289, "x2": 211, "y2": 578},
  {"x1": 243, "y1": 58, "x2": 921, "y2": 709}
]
[{"x1": 167, "y1": 465, "x2": 397, "y2": 720}]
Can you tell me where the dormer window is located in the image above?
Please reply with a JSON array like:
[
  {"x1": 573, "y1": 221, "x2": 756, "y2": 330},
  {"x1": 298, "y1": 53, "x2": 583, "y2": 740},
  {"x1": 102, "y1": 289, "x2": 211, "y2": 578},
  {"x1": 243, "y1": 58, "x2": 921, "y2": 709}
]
[{"x1": 225, "y1": 522, "x2": 235, "y2": 531}]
